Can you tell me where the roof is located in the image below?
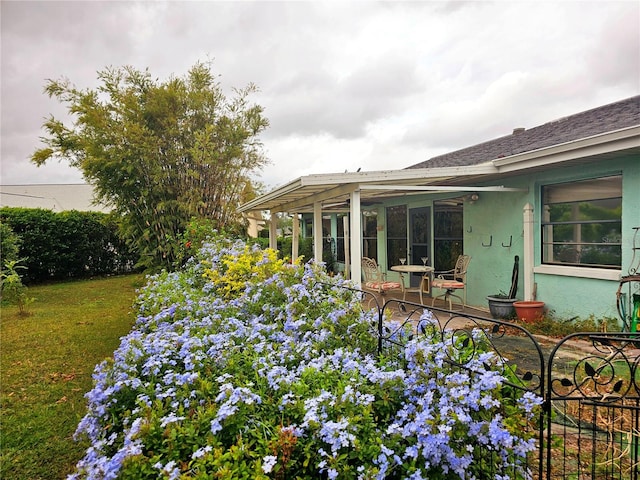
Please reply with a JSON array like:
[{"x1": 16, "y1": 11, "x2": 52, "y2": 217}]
[
  {"x1": 240, "y1": 96, "x2": 640, "y2": 214},
  {"x1": 408, "y1": 95, "x2": 640, "y2": 169},
  {"x1": 0, "y1": 184, "x2": 112, "y2": 212}
]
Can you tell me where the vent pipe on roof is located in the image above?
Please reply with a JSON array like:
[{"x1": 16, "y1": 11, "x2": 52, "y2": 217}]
[{"x1": 512, "y1": 127, "x2": 525, "y2": 135}]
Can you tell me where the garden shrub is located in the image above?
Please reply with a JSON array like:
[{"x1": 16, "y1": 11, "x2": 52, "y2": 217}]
[
  {"x1": 0, "y1": 259, "x2": 33, "y2": 315},
  {"x1": 173, "y1": 217, "x2": 244, "y2": 269},
  {"x1": 69, "y1": 236, "x2": 542, "y2": 479},
  {"x1": 524, "y1": 312, "x2": 621, "y2": 337},
  {"x1": 0, "y1": 221, "x2": 21, "y2": 264},
  {"x1": 254, "y1": 236, "x2": 315, "y2": 264},
  {"x1": 0, "y1": 207, "x2": 138, "y2": 282}
]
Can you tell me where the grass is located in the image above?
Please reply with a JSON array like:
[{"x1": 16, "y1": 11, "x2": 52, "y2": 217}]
[{"x1": 0, "y1": 273, "x2": 145, "y2": 480}]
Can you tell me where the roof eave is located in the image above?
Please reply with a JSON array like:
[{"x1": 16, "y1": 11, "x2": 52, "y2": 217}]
[
  {"x1": 239, "y1": 178, "x2": 305, "y2": 212},
  {"x1": 238, "y1": 164, "x2": 498, "y2": 212},
  {"x1": 493, "y1": 125, "x2": 640, "y2": 172}
]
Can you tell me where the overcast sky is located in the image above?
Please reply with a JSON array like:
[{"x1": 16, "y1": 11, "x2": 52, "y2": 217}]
[{"x1": 2, "y1": 1, "x2": 639, "y2": 190}]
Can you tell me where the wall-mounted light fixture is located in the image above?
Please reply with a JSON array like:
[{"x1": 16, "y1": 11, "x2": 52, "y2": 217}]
[{"x1": 466, "y1": 193, "x2": 480, "y2": 204}]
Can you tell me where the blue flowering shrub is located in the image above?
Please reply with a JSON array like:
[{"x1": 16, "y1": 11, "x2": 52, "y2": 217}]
[{"x1": 70, "y1": 237, "x2": 542, "y2": 479}]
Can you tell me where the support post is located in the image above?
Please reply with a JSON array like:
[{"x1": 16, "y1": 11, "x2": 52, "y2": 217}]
[
  {"x1": 350, "y1": 189, "x2": 362, "y2": 286},
  {"x1": 269, "y1": 212, "x2": 278, "y2": 251},
  {"x1": 343, "y1": 215, "x2": 350, "y2": 278},
  {"x1": 291, "y1": 213, "x2": 299, "y2": 263},
  {"x1": 313, "y1": 202, "x2": 323, "y2": 264}
]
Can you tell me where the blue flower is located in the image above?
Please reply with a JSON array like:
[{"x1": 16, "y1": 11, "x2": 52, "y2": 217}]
[
  {"x1": 69, "y1": 237, "x2": 540, "y2": 479},
  {"x1": 262, "y1": 455, "x2": 278, "y2": 473},
  {"x1": 518, "y1": 391, "x2": 543, "y2": 415},
  {"x1": 319, "y1": 418, "x2": 355, "y2": 454},
  {"x1": 191, "y1": 445, "x2": 212, "y2": 460},
  {"x1": 160, "y1": 412, "x2": 185, "y2": 427}
]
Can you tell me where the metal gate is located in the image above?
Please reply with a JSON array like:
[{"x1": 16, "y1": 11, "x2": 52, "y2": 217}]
[
  {"x1": 546, "y1": 332, "x2": 640, "y2": 479},
  {"x1": 351, "y1": 289, "x2": 640, "y2": 479}
]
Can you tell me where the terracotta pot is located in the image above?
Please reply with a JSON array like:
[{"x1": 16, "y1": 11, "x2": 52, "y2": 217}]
[{"x1": 513, "y1": 301, "x2": 545, "y2": 323}]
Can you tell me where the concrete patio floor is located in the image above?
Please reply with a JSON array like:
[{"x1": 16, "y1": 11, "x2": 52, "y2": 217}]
[{"x1": 369, "y1": 290, "x2": 494, "y2": 330}]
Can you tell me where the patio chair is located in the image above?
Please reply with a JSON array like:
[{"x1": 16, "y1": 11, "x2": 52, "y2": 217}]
[
  {"x1": 361, "y1": 257, "x2": 404, "y2": 302},
  {"x1": 431, "y1": 254, "x2": 471, "y2": 310}
]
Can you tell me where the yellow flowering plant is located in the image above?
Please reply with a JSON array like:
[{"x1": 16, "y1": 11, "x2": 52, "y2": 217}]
[{"x1": 203, "y1": 245, "x2": 291, "y2": 299}]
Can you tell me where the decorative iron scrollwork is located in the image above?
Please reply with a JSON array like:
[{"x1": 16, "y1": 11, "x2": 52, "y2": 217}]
[{"x1": 548, "y1": 332, "x2": 640, "y2": 403}]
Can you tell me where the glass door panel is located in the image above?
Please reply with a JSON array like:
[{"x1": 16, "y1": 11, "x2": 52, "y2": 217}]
[
  {"x1": 433, "y1": 203, "x2": 463, "y2": 271},
  {"x1": 409, "y1": 207, "x2": 431, "y2": 287}
]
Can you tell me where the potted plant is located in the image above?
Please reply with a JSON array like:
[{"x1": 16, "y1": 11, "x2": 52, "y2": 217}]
[
  {"x1": 487, "y1": 291, "x2": 518, "y2": 319},
  {"x1": 486, "y1": 255, "x2": 520, "y2": 320}
]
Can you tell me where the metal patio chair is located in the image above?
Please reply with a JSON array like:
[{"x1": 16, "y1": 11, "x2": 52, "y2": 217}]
[
  {"x1": 361, "y1": 257, "x2": 404, "y2": 302},
  {"x1": 431, "y1": 254, "x2": 471, "y2": 310}
]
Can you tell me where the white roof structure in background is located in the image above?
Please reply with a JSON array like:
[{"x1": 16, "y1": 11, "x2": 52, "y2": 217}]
[{"x1": 0, "y1": 184, "x2": 112, "y2": 212}]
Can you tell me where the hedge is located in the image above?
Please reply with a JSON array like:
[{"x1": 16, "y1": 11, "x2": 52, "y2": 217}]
[{"x1": 0, "y1": 208, "x2": 139, "y2": 283}]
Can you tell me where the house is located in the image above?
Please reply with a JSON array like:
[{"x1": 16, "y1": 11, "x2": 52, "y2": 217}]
[
  {"x1": 239, "y1": 96, "x2": 640, "y2": 321},
  {"x1": 0, "y1": 184, "x2": 111, "y2": 212}
]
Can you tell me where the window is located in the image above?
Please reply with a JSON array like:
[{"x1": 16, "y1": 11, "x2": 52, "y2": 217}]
[
  {"x1": 386, "y1": 205, "x2": 407, "y2": 269},
  {"x1": 541, "y1": 175, "x2": 622, "y2": 269},
  {"x1": 303, "y1": 217, "x2": 313, "y2": 238},
  {"x1": 363, "y1": 211, "x2": 378, "y2": 261},
  {"x1": 336, "y1": 214, "x2": 346, "y2": 262},
  {"x1": 330, "y1": 212, "x2": 376, "y2": 263}
]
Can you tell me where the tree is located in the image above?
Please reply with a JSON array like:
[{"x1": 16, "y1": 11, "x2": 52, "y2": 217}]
[{"x1": 32, "y1": 61, "x2": 269, "y2": 269}]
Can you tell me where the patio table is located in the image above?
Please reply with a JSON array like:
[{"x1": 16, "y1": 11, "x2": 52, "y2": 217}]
[{"x1": 390, "y1": 264, "x2": 433, "y2": 304}]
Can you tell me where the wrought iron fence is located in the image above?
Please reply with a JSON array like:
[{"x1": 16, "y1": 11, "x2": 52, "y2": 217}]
[
  {"x1": 332, "y1": 285, "x2": 640, "y2": 479},
  {"x1": 546, "y1": 332, "x2": 640, "y2": 479}
]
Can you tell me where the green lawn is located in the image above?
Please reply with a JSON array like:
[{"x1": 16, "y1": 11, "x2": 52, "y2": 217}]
[{"x1": 1, "y1": 274, "x2": 145, "y2": 480}]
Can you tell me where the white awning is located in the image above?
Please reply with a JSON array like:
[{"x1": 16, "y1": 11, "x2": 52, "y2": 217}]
[{"x1": 239, "y1": 164, "x2": 505, "y2": 214}]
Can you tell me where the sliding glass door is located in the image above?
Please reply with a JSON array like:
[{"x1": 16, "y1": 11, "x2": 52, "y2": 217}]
[{"x1": 433, "y1": 202, "x2": 463, "y2": 271}]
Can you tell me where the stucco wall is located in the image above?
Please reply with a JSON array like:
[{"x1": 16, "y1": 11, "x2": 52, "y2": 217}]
[
  {"x1": 621, "y1": 158, "x2": 640, "y2": 273},
  {"x1": 462, "y1": 157, "x2": 638, "y2": 321},
  {"x1": 463, "y1": 185, "x2": 529, "y2": 309}
]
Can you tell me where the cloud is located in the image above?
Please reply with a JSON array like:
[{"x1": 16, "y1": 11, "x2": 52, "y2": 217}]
[
  {"x1": 586, "y1": 4, "x2": 640, "y2": 89},
  {"x1": 1, "y1": 1, "x2": 638, "y2": 188}
]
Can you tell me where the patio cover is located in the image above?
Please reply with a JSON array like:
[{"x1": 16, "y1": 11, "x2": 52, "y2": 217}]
[
  {"x1": 238, "y1": 164, "x2": 526, "y2": 285},
  {"x1": 238, "y1": 124, "x2": 640, "y2": 286}
]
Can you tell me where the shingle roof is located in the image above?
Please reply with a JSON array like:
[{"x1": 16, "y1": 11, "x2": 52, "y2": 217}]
[{"x1": 407, "y1": 95, "x2": 640, "y2": 169}]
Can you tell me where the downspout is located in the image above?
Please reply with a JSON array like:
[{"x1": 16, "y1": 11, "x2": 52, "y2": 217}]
[{"x1": 523, "y1": 202, "x2": 535, "y2": 300}]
